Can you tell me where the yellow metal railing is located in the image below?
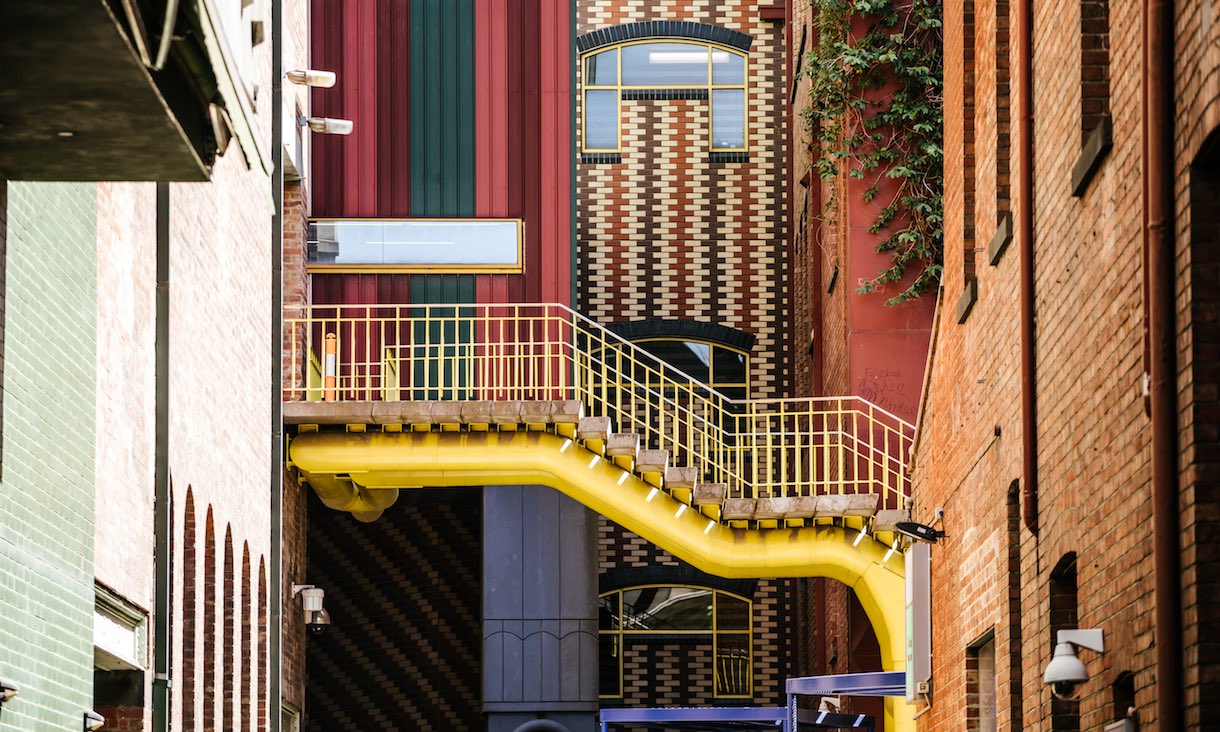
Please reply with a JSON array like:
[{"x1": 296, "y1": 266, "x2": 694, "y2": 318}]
[{"x1": 283, "y1": 303, "x2": 913, "y2": 508}]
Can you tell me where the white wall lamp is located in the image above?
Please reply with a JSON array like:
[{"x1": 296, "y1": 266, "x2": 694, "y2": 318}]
[
  {"x1": 286, "y1": 69, "x2": 337, "y2": 88},
  {"x1": 83, "y1": 710, "x2": 105, "y2": 731},
  {"x1": 300, "y1": 116, "x2": 354, "y2": 136},
  {"x1": 1043, "y1": 628, "x2": 1105, "y2": 701},
  {"x1": 0, "y1": 676, "x2": 17, "y2": 704}
]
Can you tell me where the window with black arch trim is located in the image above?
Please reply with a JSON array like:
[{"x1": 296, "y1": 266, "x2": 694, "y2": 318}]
[{"x1": 580, "y1": 40, "x2": 748, "y2": 154}]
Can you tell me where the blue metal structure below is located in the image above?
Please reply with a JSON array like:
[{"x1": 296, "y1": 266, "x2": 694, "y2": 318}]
[
  {"x1": 597, "y1": 706, "x2": 875, "y2": 732},
  {"x1": 785, "y1": 671, "x2": 906, "y2": 697}
]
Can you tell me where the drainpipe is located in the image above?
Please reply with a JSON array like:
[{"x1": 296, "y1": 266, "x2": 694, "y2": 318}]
[
  {"x1": 1144, "y1": 0, "x2": 1181, "y2": 727},
  {"x1": 270, "y1": 0, "x2": 284, "y2": 728},
  {"x1": 1016, "y1": 0, "x2": 1037, "y2": 534},
  {"x1": 151, "y1": 182, "x2": 172, "y2": 731}
]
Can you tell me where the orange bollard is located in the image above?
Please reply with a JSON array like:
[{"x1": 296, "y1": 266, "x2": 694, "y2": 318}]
[{"x1": 323, "y1": 333, "x2": 337, "y2": 401}]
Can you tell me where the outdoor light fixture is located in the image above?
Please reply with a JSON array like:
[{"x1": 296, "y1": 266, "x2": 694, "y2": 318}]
[
  {"x1": 301, "y1": 116, "x2": 354, "y2": 136},
  {"x1": 84, "y1": 710, "x2": 105, "y2": 731},
  {"x1": 895, "y1": 508, "x2": 946, "y2": 544},
  {"x1": 286, "y1": 69, "x2": 337, "y2": 88},
  {"x1": 1043, "y1": 628, "x2": 1105, "y2": 700},
  {"x1": 292, "y1": 584, "x2": 332, "y2": 635},
  {"x1": 0, "y1": 676, "x2": 18, "y2": 703}
]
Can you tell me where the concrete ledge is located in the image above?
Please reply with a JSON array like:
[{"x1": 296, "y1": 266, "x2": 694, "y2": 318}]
[
  {"x1": 636, "y1": 450, "x2": 669, "y2": 474},
  {"x1": 460, "y1": 400, "x2": 493, "y2": 424},
  {"x1": 491, "y1": 400, "x2": 524, "y2": 425},
  {"x1": 284, "y1": 401, "x2": 373, "y2": 425},
  {"x1": 761, "y1": 496, "x2": 818, "y2": 519},
  {"x1": 606, "y1": 433, "x2": 640, "y2": 457},
  {"x1": 1071, "y1": 115, "x2": 1112, "y2": 197},
  {"x1": 692, "y1": 483, "x2": 727, "y2": 506},
  {"x1": 872, "y1": 509, "x2": 911, "y2": 532},
  {"x1": 815, "y1": 493, "x2": 879, "y2": 519},
  {"x1": 722, "y1": 498, "x2": 757, "y2": 521},
  {"x1": 577, "y1": 416, "x2": 612, "y2": 441},
  {"x1": 665, "y1": 467, "x2": 698, "y2": 490}
]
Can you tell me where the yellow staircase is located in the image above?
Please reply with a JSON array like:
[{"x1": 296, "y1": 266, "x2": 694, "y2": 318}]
[{"x1": 283, "y1": 303, "x2": 918, "y2": 730}]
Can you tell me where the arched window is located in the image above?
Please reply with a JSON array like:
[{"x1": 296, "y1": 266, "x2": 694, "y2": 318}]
[
  {"x1": 581, "y1": 40, "x2": 748, "y2": 153},
  {"x1": 608, "y1": 320, "x2": 754, "y2": 400},
  {"x1": 632, "y1": 339, "x2": 749, "y2": 399},
  {"x1": 599, "y1": 585, "x2": 752, "y2": 699}
]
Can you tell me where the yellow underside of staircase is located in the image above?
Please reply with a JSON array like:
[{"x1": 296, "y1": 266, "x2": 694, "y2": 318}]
[{"x1": 289, "y1": 429, "x2": 916, "y2": 731}]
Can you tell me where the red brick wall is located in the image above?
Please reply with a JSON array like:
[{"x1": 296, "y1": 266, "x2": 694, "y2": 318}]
[
  {"x1": 912, "y1": 0, "x2": 1220, "y2": 728},
  {"x1": 1176, "y1": 3, "x2": 1220, "y2": 726}
]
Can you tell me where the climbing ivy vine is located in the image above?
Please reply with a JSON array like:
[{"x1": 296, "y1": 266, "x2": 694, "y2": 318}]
[{"x1": 803, "y1": 0, "x2": 944, "y2": 305}]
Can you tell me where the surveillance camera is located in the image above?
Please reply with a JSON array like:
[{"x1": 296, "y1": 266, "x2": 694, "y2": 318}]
[
  {"x1": 294, "y1": 584, "x2": 331, "y2": 635},
  {"x1": 1043, "y1": 630, "x2": 1105, "y2": 700},
  {"x1": 1050, "y1": 679, "x2": 1082, "y2": 701},
  {"x1": 306, "y1": 607, "x2": 332, "y2": 635}
]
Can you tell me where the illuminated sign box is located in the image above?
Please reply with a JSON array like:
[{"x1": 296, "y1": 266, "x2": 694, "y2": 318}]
[{"x1": 307, "y1": 218, "x2": 524, "y2": 273}]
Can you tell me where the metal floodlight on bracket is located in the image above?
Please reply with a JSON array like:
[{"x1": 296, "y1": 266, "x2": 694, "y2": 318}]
[
  {"x1": 894, "y1": 507, "x2": 946, "y2": 544},
  {"x1": 894, "y1": 521, "x2": 945, "y2": 544}
]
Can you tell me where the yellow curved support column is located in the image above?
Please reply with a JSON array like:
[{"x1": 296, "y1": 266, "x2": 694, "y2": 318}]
[{"x1": 289, "y1": 430, "x2": 915, "y2": 729}]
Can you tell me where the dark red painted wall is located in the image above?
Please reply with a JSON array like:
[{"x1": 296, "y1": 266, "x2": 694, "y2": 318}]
[{"x1": 309, "y1": 0, "x2": 573, "y2": 306}]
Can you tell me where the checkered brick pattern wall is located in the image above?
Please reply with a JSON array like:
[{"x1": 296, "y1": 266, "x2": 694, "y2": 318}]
[
  {"x1": 303, "y1": 488, "x2": 482, "y2": 732},
  {"x1": 576, "y1": 1, "x2": 788, "y2": 402},
  {"x1": 597, "y1": 519, "x2": 791, "y2": 710},
  {"x1": 578, "y1": 3, "x2": 790, "y2": 720}
]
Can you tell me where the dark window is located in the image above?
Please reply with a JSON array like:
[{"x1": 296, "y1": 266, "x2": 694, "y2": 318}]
[
  {"x1": 599, "y1": 586, "x2": 752, "y2": 699},
  {"x1": 963, "y1": 0, "x2": 977, "y2": 282},
  {"x1": 967, "y1": 630, "x2": 997, "y2": 732},
  {"x1": 1080, "y1": 0, "x2": 1110, "y2": 143},
  {"x1": 1050, "y1": 553, "x2": 1080, "y2": 732}
]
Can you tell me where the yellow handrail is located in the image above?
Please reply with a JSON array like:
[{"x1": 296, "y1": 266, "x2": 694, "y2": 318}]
[{"x1": 283, "y1": 303, "x2": 914, "y2": 507}]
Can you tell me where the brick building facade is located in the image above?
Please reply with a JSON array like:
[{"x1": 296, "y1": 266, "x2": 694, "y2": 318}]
[
  {"x1": 0, "y1": 1, "x2": 306, "y2": 730},
  {"x1": 785, "y1": 0, "x2": 937, "y2": 722},
  {"x1": 911, "y1": 0, "x2": 1220, "y2": 729},
  {"x1": 575, "y1": 0, "x2": 796, "y2": 712}
]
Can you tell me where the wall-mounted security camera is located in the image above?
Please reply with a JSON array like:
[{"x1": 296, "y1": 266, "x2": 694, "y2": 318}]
[
  {"x1": 1043, "y1": 628, "x2": 1105, "y2": 700},
  {"x1": 292, "y1": 584, "x2": 332, "y2": 635},
  {"x1": 0, "y1": 675, "x2": 18, "y2": 703}
]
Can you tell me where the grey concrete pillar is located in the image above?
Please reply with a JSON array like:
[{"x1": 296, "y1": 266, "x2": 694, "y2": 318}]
[{"x1": 483, "y1": 485, "x2": 599, "y2": 732}]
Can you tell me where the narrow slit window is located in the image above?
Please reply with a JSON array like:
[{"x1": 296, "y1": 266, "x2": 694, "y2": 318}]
[{"x1": 1080, "y1": 0, "x2": 1110, "y2": 143}]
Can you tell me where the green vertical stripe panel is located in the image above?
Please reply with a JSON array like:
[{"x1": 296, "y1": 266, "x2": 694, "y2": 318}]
[
  {"x1": 409, "y1": 0, "x2": 475, "y2": 218},
  {"x1": 410, "y1": 274, "x2": 475, "y2": 399}
]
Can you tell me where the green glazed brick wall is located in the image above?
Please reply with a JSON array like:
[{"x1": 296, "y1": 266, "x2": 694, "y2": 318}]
[{"x1": 0, "y1": 181, "x2": 98, "y2": 731}]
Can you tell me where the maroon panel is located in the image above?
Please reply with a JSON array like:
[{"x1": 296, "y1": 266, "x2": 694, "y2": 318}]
[
  {"x1": 311, "y1": 0, "x2": 410, "y2": 217},
  {"x1": 310, "y1": 0, "x2": 573, "y2": 307}
]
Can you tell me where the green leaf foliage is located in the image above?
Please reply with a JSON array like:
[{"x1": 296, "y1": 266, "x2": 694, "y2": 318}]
[{"x1": 802, "y1": 0, "x2": 944, "y2": 305}]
